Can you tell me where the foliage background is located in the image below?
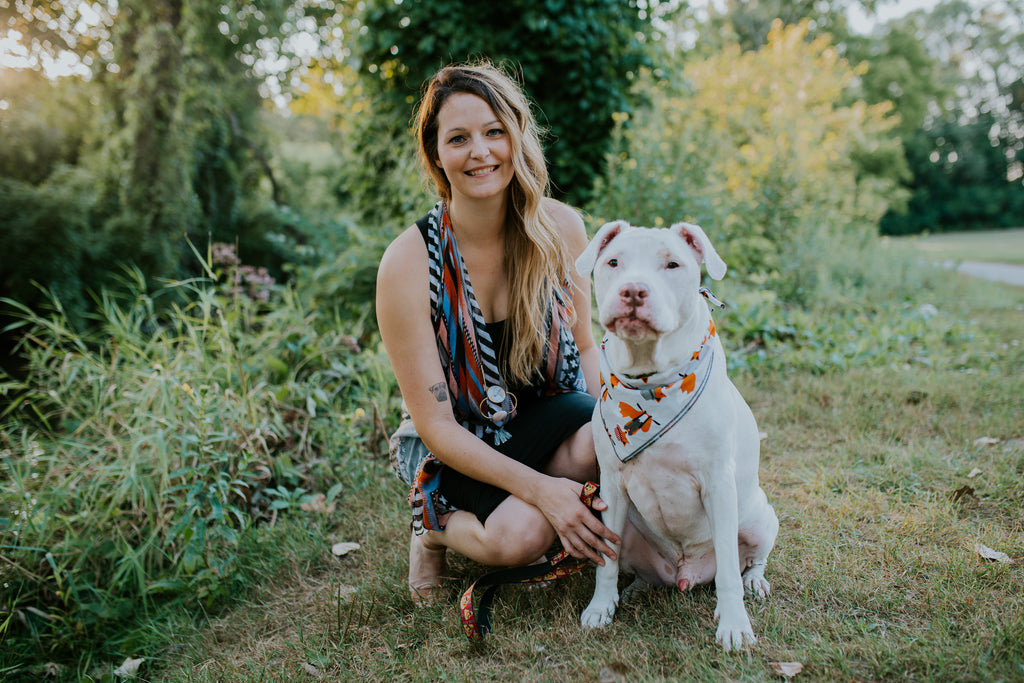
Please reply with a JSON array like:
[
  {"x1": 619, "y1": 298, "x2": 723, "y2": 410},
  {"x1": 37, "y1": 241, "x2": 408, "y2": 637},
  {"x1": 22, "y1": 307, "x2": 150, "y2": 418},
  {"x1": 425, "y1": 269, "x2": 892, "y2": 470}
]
[{"x1": 1, "y1": 0, "x2": 1022, "y2": 679}]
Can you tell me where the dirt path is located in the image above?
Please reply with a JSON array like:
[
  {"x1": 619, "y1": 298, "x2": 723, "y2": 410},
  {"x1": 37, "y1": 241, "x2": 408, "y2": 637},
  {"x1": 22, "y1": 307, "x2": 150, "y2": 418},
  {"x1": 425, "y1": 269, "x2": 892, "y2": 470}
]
[{"x1": 954, "y1": 261, "x2": 1024, "y2": 287}]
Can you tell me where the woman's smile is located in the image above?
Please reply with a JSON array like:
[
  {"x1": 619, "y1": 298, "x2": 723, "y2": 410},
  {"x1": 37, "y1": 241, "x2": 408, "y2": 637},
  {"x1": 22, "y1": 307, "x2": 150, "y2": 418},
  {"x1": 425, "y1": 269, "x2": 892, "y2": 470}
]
[{"x1": 434, "y1": 92, "x2": 514, "y2": 201}]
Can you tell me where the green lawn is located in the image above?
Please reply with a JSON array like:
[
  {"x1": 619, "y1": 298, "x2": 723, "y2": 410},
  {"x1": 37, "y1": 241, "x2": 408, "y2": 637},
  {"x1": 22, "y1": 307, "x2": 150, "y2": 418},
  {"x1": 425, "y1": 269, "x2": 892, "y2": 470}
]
[
  {"x1": 151, "y1": 275, "x2": 1024, "y2": 683},
  {"x1": 5, "y1": 234, "x2": 1022, "y2": 683},
  {"x1": 888, "y1": 228, "x2": 1024, "y2": 266}
]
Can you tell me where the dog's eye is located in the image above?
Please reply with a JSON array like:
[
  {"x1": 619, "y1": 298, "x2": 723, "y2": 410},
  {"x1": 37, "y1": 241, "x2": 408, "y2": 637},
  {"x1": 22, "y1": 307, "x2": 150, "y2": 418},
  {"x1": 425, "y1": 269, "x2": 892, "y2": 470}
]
[
  {"x1": 607, "y1": 259, "x2": 618, "y2": 268},
  {"x1": 666, "y1": 261, "x2": 680, "y2": 269}
]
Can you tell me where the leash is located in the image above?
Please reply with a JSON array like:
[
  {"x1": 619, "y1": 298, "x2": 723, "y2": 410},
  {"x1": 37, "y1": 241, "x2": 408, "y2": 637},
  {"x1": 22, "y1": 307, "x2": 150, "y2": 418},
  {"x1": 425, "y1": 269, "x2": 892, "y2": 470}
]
[{"x1": 459, "y1": 481, "x2": 600, "y2": 641}]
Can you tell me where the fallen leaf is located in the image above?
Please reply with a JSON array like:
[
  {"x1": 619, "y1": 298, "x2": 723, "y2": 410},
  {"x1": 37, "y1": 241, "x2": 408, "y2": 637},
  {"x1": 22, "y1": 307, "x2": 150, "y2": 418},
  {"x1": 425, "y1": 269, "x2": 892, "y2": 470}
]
[
  {"x1": 974, "y1": 436, "x2": 1000, "y2": 446},
  {"x1": 331, "y1": 541, "x2": 361, "y2": 557},
  {"x1": 301, "y1": 661, "x2": 323, "y2": 679},
  {"x1": 758, "y1": 431, "x2": 768, "y2": 441},
  {"x1": 770, "y1": 661, "x2": 804, "y2": 679},
  {"x1": 300, "y1": 493, "x2": 336, "y2": 514},
  {"x1": 975, "y1": 543, "x2": 1011, "y2": 563},
  {"x1": 113, "y1": 657, "x2": 145, "y2": 678},
  {"x1": 967, "y1": 468, "x2": 983, "y2": 478}
]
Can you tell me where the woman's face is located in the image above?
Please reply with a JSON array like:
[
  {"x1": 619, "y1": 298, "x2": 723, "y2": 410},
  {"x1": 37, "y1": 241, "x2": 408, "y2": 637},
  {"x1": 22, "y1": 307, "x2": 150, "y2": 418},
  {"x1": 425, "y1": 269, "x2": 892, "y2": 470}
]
[{"x1": 434, "y1": 92, "x2": 514, "y2": 203}]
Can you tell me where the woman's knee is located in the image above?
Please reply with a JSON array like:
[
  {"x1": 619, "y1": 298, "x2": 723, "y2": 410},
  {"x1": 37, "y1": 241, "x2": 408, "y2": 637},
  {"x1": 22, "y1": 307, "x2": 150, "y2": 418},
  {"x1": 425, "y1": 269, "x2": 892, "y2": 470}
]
[
  {"x1": 484, "y1": 505, "x2": 555, "y2": 566},
  {"x1": 545, "y1": 424, "x2": 597, "y2": 481}
]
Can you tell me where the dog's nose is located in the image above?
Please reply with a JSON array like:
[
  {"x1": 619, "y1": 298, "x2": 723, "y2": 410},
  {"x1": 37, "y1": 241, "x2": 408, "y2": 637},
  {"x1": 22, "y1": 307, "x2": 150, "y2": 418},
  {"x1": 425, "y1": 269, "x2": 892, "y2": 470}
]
[{"x1": 619, "y1": 282, "x2": 649, "y2": 307}]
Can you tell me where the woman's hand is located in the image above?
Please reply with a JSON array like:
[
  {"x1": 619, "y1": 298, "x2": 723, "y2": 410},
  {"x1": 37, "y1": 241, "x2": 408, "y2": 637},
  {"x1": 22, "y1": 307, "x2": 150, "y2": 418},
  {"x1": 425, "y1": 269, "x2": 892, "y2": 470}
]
[{"x1": 533, "y1": 476, "x2": 620, "y2": 566}]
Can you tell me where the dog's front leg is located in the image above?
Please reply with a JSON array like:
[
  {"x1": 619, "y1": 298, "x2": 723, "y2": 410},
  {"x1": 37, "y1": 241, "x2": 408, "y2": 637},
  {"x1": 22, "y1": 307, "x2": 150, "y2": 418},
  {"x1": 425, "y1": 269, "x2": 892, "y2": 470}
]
[
  {"x1": 703, "y1": 467, "x2": 756, "y2": 650},
  {"x1": 581, "y1": 467, "x2": 628, "y2": 628}
]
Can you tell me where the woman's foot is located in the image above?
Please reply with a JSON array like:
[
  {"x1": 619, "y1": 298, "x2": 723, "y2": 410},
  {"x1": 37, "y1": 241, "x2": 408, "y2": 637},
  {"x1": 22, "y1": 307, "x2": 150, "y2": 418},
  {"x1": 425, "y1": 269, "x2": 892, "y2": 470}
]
[{"x1": 408, "y1": 530, "x2": 446, "y2": 606}]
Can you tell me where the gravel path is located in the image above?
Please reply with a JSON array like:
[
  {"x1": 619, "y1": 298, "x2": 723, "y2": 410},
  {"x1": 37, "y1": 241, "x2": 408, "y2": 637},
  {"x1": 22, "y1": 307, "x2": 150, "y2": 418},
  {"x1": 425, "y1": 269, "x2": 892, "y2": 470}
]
[{"x1": 954, "y1": 261, "x2": 1024, "y2": 287}]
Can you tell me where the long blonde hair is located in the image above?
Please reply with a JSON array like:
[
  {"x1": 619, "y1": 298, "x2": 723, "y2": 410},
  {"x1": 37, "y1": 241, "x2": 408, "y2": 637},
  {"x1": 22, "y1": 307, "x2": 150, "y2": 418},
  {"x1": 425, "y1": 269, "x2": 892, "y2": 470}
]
[{"x1": 414, "y1": 61, "x2": 574, "y2": 385}]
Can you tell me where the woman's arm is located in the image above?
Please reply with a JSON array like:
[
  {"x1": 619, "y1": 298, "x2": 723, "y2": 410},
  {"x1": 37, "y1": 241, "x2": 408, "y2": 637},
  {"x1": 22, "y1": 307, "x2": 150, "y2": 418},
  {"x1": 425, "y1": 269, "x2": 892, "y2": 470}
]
[{"x1": 376, "y1": 227, "x2": 552, "y2": 506}]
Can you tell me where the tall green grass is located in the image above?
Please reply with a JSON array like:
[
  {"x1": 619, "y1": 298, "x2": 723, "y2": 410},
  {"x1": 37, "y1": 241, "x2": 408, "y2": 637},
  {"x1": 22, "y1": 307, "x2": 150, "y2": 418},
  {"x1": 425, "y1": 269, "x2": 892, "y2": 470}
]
[{"x1": 0, "y1": 252, "x2": 396, "y2": 677}]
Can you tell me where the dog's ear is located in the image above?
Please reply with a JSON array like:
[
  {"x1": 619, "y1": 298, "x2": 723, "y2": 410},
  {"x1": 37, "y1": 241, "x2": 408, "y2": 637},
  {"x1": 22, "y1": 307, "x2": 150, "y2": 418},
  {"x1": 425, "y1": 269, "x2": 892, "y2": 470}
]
[
  {"x1": 671, "y1": 222, "x2": 727, "y2": 280},
  {"x1": 576, "y1": 220, "x2": 629, "y2": 276}
]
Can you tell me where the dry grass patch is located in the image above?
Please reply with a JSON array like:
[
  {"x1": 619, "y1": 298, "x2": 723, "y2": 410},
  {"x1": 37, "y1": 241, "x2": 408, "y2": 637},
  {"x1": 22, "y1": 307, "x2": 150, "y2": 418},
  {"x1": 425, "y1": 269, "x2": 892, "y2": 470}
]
[{"x1": 152, "y1": 298, "x2": 1024, "y2": 682}]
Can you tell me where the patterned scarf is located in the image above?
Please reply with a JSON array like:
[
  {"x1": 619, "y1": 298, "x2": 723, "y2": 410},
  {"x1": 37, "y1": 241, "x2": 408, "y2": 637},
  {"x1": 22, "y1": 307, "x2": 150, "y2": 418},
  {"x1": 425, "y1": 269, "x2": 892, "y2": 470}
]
[
  {"x1": 409, "y1": 201, "x2": 585, "y2": 533},
  {"x1": 597, "y1": 318, "x2": 717, "y2": 462}
]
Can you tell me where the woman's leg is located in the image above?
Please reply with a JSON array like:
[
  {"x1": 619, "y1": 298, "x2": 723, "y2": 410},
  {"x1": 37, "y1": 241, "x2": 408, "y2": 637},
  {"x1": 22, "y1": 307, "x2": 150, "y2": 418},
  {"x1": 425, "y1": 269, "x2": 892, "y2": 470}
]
[
  {"x1": 431, "y1": 496, "x2": 556, "y2": 565},
  {"x1": 544, "y1": 423, "x2": 598, "y2": 482},
  {"x1": 408, "y1": 496, "x2": 557, "y2": 602},
  {"x1": 408, "y1": 423, "x2": 597, "y2": 603},
  {"x1": 408, "y1": 528, "x2": 447, "y2": 605}
]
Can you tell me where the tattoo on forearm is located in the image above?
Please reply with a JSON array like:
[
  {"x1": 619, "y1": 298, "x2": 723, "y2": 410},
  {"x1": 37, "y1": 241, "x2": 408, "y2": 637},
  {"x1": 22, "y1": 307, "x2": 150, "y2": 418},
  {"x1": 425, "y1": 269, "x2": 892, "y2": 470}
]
[{"x1": 429, "y1": 382, "x2": 449, "y2": 402}]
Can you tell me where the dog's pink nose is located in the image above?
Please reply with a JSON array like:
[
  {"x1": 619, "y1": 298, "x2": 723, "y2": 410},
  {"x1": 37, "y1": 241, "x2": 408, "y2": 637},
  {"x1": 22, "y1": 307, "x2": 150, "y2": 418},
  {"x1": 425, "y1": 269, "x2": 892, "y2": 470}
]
[{"x1": 619, "y1": 282, "x2": 649, "y2": 307}]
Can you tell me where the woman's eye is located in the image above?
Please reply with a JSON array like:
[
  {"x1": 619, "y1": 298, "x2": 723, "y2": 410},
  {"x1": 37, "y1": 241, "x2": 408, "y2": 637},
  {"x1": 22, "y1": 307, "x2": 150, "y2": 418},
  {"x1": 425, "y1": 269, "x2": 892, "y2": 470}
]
[
  {"x1": 487, "y1": 128, "x2": 505, "y2": 137},
  {"x1": 449, "y1": 135, "x2": 466, "y2": 144}
]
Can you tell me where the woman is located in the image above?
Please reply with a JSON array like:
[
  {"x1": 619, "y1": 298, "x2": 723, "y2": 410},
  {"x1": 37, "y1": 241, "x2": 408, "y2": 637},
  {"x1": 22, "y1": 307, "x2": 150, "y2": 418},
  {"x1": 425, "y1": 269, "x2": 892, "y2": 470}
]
[{"x1": 376, "y1": 61, "x2": 619, "y2": 604}]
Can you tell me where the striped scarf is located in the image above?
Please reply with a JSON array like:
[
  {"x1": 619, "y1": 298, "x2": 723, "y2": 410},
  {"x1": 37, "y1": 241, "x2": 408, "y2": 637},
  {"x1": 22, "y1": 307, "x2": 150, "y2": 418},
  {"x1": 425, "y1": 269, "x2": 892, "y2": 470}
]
[{"x1": 409, "y1": 201, "x2": 585, "y2": 533}]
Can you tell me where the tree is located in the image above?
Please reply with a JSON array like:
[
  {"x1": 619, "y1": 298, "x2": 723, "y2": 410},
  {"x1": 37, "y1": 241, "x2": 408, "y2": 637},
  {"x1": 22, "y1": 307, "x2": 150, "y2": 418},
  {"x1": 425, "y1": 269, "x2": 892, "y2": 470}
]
[
  {"x1": 0, "y1": 68, "x2": 93, "y2": 184},
  {"x1": 0, "y1": 1, "x2": 320, "y2": 305},
  {"x1": 0, "y1": 0, "x2": 116, "y2": 71},
  {"x1": 589, "y1": 21, "x2": 904, "y2": 305},
  {"x1": 700, "y1": 0, "x2": 885, "y2": 52},
  {"x1": 349, "y1": 0, "x2": 663, "y2": 207},
  {"x1": 845, "y1": 24, "x2": 948, "y2": 137},
  {"x1": 877, "y1": 0, "x2": 1024, "y2": 233}
]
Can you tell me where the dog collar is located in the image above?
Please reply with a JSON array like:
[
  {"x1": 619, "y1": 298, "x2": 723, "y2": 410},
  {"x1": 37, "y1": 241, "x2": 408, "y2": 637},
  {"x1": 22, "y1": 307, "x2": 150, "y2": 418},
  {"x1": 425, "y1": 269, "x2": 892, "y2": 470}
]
[{"x1": 598, "y1": 318, "x2": 717, "y2": 462}]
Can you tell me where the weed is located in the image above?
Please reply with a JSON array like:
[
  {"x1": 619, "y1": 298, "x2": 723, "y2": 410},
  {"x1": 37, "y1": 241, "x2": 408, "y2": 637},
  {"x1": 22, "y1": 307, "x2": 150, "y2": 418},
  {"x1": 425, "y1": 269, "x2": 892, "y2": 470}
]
[{"x1": 0, "y1": 256, "x2": 388, "y2": 677}]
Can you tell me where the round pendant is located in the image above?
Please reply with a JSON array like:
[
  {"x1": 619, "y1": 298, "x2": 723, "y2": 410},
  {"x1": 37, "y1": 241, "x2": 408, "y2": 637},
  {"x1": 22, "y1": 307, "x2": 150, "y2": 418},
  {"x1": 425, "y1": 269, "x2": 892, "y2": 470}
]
[
  {"x1": 491, "y1": 409, "x2": 508, "y2": 422},
  {"x1": 486, "y1": 385, "x2": 506, "y2": 404}
]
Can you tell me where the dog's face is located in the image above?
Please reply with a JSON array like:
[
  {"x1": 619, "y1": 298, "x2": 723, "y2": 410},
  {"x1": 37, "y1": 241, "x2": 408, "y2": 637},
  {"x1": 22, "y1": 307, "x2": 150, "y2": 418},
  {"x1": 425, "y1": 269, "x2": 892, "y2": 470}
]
[{"x1": 576, "y1": 221, "x2": 726, "y2": 342}]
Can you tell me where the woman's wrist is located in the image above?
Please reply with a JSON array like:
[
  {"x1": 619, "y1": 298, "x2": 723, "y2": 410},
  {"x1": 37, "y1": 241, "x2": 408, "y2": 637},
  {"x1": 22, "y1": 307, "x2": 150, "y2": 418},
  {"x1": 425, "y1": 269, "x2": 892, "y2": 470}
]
[{"x1": 511, "y1": 467, "x2": 549, "y2": 508}]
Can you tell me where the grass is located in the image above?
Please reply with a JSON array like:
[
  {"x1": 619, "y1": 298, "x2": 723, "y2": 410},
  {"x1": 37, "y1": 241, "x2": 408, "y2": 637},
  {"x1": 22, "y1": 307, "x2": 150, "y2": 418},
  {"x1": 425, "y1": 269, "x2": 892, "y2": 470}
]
[
  {"x1": 0, "y1": 259, "x2": 389, "y2": 679},
  {"x1": 887, "y1": 227, "x2": 1024, "y2": 266},
  {"x1": 144, "y1": 269, "x2": 1024, "y2": 682},
  {"x1": 2, "y1": 242, "x2": 1021, "y2": 682}
]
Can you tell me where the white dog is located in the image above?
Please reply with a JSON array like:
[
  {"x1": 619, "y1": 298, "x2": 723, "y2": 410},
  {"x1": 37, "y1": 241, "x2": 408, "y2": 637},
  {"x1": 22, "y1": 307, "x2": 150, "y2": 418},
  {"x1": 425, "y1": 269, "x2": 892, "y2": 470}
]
[{"x1": 576, "y1": 220, "x2": 779, "y2": 650}]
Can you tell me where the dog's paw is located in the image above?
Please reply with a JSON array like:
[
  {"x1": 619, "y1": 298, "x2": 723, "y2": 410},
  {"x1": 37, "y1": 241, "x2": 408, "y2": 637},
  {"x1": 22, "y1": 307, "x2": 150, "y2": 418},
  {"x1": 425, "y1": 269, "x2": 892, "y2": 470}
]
[
  {"x1": 581, "y1": 600, "x2": 617, "y2": 629},
  {"x1": 714, "y1": 604, "x2": 756, "y2": 651},
  {"x1": 716, "y1": 620, "x2": 757, "y2": 651},
  {"x1": 743, "y1": 569, "x2": 771, "y2": 599}
]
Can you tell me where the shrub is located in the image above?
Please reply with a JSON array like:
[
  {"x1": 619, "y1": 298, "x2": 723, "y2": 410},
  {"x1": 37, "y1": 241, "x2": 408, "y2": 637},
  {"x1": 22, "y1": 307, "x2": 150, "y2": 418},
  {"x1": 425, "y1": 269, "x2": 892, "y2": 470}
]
[
  {"x1": 0, "y1": 252, "x2": 395, "y2": 670},
  {"x1": 588, "y1": 20, "x2": 905, "y2": 309}
]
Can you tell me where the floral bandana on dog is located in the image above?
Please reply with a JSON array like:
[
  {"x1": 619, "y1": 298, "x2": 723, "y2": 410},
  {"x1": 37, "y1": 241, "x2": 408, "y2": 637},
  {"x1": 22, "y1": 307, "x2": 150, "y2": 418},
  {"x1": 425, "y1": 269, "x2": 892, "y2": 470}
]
[{"x1": 598, "y1": 318, "x2": 718, "y2": 462}]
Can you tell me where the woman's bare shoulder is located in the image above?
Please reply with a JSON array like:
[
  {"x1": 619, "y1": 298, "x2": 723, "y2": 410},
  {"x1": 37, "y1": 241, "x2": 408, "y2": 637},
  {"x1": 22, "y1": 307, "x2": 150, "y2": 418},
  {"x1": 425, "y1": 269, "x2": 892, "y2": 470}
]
[
  {"x1": 377, "y1": 224, "x2": 431, "y2": 315},
  {"x1": 543, "y1": 197, "x2": 588, "y2": 248},
  {"x1": 379, "y1": 224, "x2": 427, "y2": 278}
]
